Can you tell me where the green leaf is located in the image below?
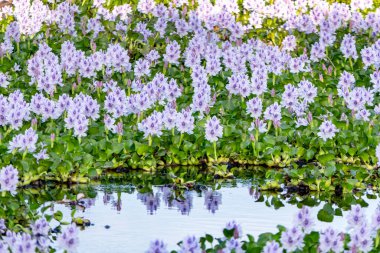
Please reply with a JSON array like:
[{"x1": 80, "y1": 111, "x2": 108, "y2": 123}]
[
  {"x1": 317, "y1": 209, "x2": 334, "y2": 222},
  {"x1": 54, "y1": 211, "x2": 63, "y2": 222},
  {"x1": 324, "y1": 162, "x2": 336, "y2": 177},
  {"x1": 317, "y1": 153, "x2": 335, "y2": 166},
  {"x1": 306, "y1": 149, "x2": 315, "y2": 161},
  {"x1": 205, "y1": 234, "x2": 213, "y2": 243},
  {"x1": 263, "y1": 135, "x2": 276, "y2": 146},
  {"x1": 317, "y1": 203, "x2": 334, "y2": 222},
  {"x1": 134, "y1": 142, "x2": 150, "y2": 156}
]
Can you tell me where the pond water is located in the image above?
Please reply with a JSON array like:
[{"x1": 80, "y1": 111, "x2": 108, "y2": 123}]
[{"x1": 45, "y1": 181, "x2": 380, "y2": 253}]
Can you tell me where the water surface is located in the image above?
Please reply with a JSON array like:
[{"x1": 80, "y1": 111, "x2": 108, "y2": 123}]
[{"x1": 49, "y1": 182, "x2": 380, "y2": 252}]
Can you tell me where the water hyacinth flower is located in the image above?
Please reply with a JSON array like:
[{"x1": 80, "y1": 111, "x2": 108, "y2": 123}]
[
  {"x1": 225, "y1": 220, "x2": 243, "y2": 239},
  {"x1": 224, "y1": 238, "x2": 243, "y2": 253},
  {"x1": 281, "y1": 35, "x2": 297, "y2": 51},
  {"x1": 246, "y1": 97, "x2": 262, "y2": 119},
  {"x1": 176, "y1": 108, "x2": 195, "y2": 135},
  {"x1": 0, "y1": 73, "x2": 9, "y2": 88},
  {"x1": 57, "y1": 224, "x2": 79, "y2": 252},
  {"x1": 349, "y1": 225, "x2": 373, "y2": 253},
  {"x1": 248, "y1": 119, "x2": 267, "y2": 134},
  {"x1": 205, "y1": 116, "x2": 223, "y2": 161},
  {"x1": 262, "y1": 241, "x2": 282, "y2": 253},
  {"x1": 294, "y1": 206, "x2": 314, "y2": 233},
  {"x1": 179, "y1": 235, "x2": 201, "y2": 253},
  {"x1": 0, "y1": 219, "x2": 5, "y2": 233},
  {"x1": 33, "y1": 148, "x2": 49, "y2": 163},
  {"x1": 146, "y1": 239, "x2": 168, "y2": 253},
  {"x1": 317, "y1": 120, "x2": 339, "y2": 141},
  {"x1": 371, "y1": 206, "x2": 380, "y2": 233},
  {"x1": 319, "y1": 227, "x2": 344, "y2": 253},
  {"x1": 264, "y1": 102, "x2": 282, "y2": 124},
  {"x1": 7, "y1": 232, "x2": 36, "y2": 253},
  {"x1": 280, "y1": 226, "x2": 304, "y2": 252},
  {"x1": 340, "y1": 34, "x2": 358, "y2": 61},
  {"x1": 163, "y1": 40, "x2": 181, "y2": 65},
  {"x1": 347, "y1": 204, "x2": 366, "y2": 228},
  {"x1": 138, "y1": 111, "x2": 164, "y2": 145},
  {"x1": 0, "y1": 165, "x2": 19, "y2": 193},
  {"x1": 31, "y1": 218, "x2": 49, "y2": 236}
]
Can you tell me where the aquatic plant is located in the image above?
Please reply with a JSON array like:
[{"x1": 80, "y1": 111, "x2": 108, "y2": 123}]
[
  {"x1": 147, "y1": 205, "x2": 380, "y2": 252},
  {"x1": 0, "y1": 0, "x2": 380, "y2": 183}
]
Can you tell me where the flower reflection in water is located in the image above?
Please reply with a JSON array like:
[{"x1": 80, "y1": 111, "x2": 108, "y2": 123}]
[
  {"x1": 137, "y1": 192, "x2": 161, "y2": 215},
  {"x1": 98, "y1": 187, "x2": 223, "y2": 215},
  {"x1": 174, "y1": 192, "x2": 193, "y2": 215},
  {"x1": 161, "y1": 187, "x2": 193, "y2": 215},
  {"x1": 77, "y1": 198, "x2": 96, "y2": 209},
  {"x1": 102, "y1": 191, "x2": 122, "y2": 212},
  {"x1": 204, "y1": 190, "x2": 222, "y2": 214},
  {"x1": 113, "y1": 192, "x2": 123, "y2": 212},
  {"x1": 103, "y1": 192, "x2": 114, "y2": 206},
  {"x1": 249, "y1": 187, "x2": 260, "y2": 201}
]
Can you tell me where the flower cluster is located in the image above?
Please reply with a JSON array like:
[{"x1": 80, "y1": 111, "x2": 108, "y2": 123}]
[
  {"x1": 0, "y1": 217, "x2": 78, "y2": 253},
  {"x1": 317, "y1": 120, "x2": 339, "y2": 141},
  {"x1": 0, "y1": 165, "x2": 18, "y2": 192},
  {"x1": 57, "y1": 224, "x2": 80, "y2": 252},
  {"x1": 147, "y1": 205, "x2": 380, "y2": 252},
  {"x1": 205, "y1": 116, "x2": 223, "y2": 142}
]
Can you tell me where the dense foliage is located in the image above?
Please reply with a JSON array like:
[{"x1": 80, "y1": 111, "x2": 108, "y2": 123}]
[
  {"x1": 1, "y1": 0, "x2": 380, "y2": 251},
  {"x1": 148, "y1": 205, "x2": 380, "y2": 253},
  {"x1": 0, "y1": 0, "x2": 380, "y2": 187},
  {"x1": 0, "y1": 169, "x2": 378, "y2": 252}
]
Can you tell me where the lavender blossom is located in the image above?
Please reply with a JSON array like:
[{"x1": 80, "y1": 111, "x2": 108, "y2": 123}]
[
  {"x1": 176, "y1": 109, "x2": 195, "y2": 135},
  {"x1": 224, "y1": 238, "x2": 242, "y2": 253},
  {"x1": 347, "y1": 204, "x2": 366, "y2": 228},
  {"x1": 33, "y1": 149, "x2": 49, "y2": 163},
  {"x1": 280, "y1": 226, "x2": 304, "y2": 252},
  {"x1": 163, "y1": 40, "x2": 181, "y2": 65},
  {"x1": 294, "y1": 206, "x2": 314, "y2": 232},
  {"x1": 262, "y1": 241, "x2": 282, "y2": 253},
  {"x1": 246, "y1": 97, "x2": 262, "y2": 119},
  {"x1": 340, "y1": 34, "x2": 358, "y2": 60},
  {"x1": 31, "y1": 218, "x2": 49, "y2": 236},
  {"x1": 137, "y1": 111, "x2": 164, "y2": 138},
  {"x1": 205, "y1": 116, "x2": 223, "y2": 142},
  {"x1": 57, "y1": 224, "x2": 79, "y2": 252},
  {"x1": 0, "y1": 73, "x2": 9, "y2": 88},
  {"x1": 179, "y1": 235, "x2": 201, "y2": 253},
  {"x1": 371, "y1": 206, "x2": 380, "y2": 232},
  {"x1": 319, "y1": 227, "x2": 344, "y2": 253},
  {"x1": 146, "y1": 239, "x2": 168, "y2": 253},
  {"x1": 317, "y1": 120, "x2": 339, "y2": 141},
  {"x1": 225, "y1": 221, "x2": 243, "y2": 239},
  {"x1": 0, "y1": 165, "x2": 18, "y2": 192}
]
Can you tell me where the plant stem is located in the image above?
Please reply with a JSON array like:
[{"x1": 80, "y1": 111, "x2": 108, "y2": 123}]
[
  {"x1": 148, "y1": 135, "x2": 152, "y2": 146},
  {"x1": 22, "y1": 149, "x2": 28, "y2": 160},
  {"x1": 213, "y1": 141, "x2": 217, "y2": 162},
  {"x1": 178, "y1": 133, "x2": 183, "y2": 148},
  {"x1": 349, "y1": 57, "x2": 353, "y2": 70}
]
